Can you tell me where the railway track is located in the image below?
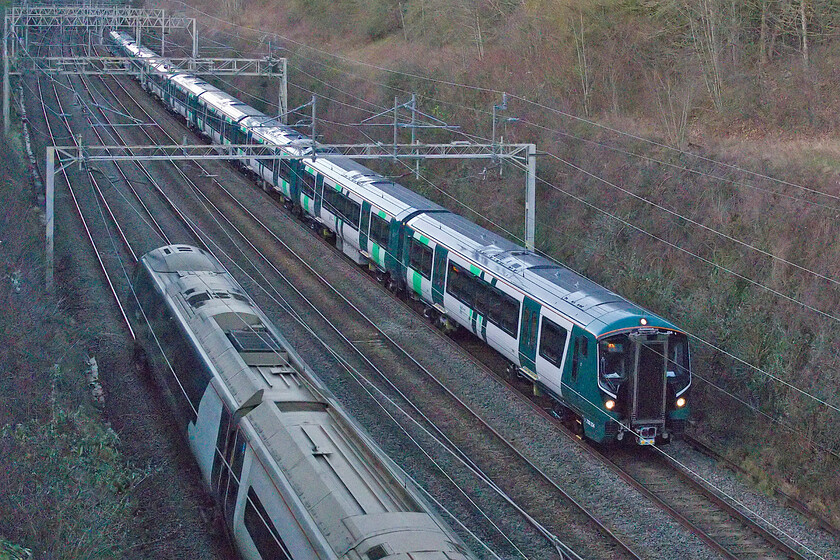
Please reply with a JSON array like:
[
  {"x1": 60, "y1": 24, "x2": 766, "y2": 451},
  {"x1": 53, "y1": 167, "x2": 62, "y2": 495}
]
[
  {"x1": 599, "y1": 446, "x2": 811, "y2": 560},
  {"x1": 16, "y1": 31, "x2": 653, "y2": 559},
  {"x1": 84, "y1": 46, "x2": 646, "y2": 559},
  {"x1": 23, "y1": 27, "x2": 831, "y2": 560}
]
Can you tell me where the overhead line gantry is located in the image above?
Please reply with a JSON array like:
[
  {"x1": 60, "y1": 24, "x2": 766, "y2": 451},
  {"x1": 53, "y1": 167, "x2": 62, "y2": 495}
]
[{"x1": 3, "y1": 3, "x2": 287, "y2": 134}]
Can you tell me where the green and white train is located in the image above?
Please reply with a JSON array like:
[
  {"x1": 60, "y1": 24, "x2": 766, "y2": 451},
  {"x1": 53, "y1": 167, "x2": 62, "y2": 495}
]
[{"x1": 110, "y1": 31, "x2": 691, "y2": 445}]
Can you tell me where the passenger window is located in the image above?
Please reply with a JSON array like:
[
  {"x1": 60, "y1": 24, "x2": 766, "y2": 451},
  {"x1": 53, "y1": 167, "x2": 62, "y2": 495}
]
[
  {"x1": 409, "y1": 238, "x2": 433, "y2": 279},
  {"x1": 538, "y1": 318, "x2": 568, "y2": 367},
  {"x1": 244, "y1": 487, "x2": 291, "y2": 559},
  {"x1": 445, "y1": 263, "x2": 519, "y2": 336},
  {"x1": 369, "y1": 213, "x2": 390, "y2": 247}
]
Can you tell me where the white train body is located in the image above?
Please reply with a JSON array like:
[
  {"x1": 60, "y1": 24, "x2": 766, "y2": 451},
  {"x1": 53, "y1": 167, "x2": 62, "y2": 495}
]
[
  {"x1": 111, "y1": 30, "x2": 691, "y2": 446},
  {"x1": 133, "y1": 245, "x2": 473, "y2": 560}
]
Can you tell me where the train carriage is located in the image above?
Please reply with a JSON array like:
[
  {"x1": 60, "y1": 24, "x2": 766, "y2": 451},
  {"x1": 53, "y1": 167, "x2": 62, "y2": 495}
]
[
  {"x1": 132, "y1": 245, "x2": 475, "y2": 560},
  {"x1": 108, "y1": 29, "x2": 692, "y2": 445},
  {"x1": 405, "y1": 211, "x2": 691, "y2": 444}
]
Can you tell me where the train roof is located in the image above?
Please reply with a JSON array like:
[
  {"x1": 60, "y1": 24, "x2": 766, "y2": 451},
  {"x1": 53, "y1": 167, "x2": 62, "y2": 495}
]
[
  {"x1": 170, "y1": 73, "x2": 225, "y2": 98},
  {"x1": 139, "y1": 245, "x2": 473, "y2": 559},
  {"x1": 407, "y1": 212, "x2": 680, "y2": 337},
  {"x1": 314, "y1": 156, "x2": 448, "y2": 218},
  {"x1": 248, "y1": 122, "x2": 307, "y2": 146}
]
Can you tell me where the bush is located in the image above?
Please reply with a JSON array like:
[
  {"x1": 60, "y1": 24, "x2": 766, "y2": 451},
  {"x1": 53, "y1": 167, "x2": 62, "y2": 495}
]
[{"x1": 0, "y1": 400, "x2": 150, "y2": 559}]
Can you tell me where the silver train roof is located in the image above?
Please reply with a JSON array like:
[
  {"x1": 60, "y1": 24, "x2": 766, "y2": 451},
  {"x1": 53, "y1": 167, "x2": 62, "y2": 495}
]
[
  {"x1": 408, "y1": 212, "x2": 677, "y2": 336},
  {"x1": 140, "y1": 245, "x2": 473, "y2": 559}
]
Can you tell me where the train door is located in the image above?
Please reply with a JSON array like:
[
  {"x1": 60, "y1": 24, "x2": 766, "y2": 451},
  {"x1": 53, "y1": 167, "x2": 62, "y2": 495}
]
[
  {"x1": 629, "y1": 331, "x2": 668, "y2": 441},
  {"x1": 359, "y1": 201, "x2": 371, "y2": 252},
  {"x1": 518, "y1": 296, "x2": 541, "y2": 376},
  {"x1": 431, "y1": 245, "x2": 448, "y2": 307},
  {"x1": 313, "y1": 174, "x2": 324, "y2": 217},
  {"x1": 404, "y1": 228, "x2": 434, "y2": 302},
  {"x1": 271, "y1": 150, "x2": 280, "y2": 188},
  {"x1": 384, "y1": 218, "x2": 403, "y2": 285},
  {"x1": 561, "y1": 326, "x2": 593, "y2": 415}
]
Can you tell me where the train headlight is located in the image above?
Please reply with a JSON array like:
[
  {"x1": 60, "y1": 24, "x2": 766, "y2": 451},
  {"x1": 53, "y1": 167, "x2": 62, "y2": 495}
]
[
  {"x1": 640, "y1": 318, "x2": 648, "y2": 326},
  {"x1": 676, "y1": 397, "x2": 686, "y2": 408},
  {"x1": 605, "y1": 399, "x2": 616, "y2": 410}
]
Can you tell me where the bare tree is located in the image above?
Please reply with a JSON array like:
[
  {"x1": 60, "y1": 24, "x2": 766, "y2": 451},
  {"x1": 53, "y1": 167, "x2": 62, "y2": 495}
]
[
  {"x1": 649, "y1": 69, "x2": 693, "y2": 147},
  {"x1": 800, "y1": 0, "x2": 809, "y2": 68},
  {"x1": 573, "y1": 10, "x2": 593, "y2": 117},
  {"x1": 684, "y1": 0, "x2": 724, "y2": 111}
]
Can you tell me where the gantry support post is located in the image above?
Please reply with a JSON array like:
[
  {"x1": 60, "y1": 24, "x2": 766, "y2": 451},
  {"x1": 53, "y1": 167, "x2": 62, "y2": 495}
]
[
  {"x1": 525, "y1": 143, "x2": 536, "y2": 251},
  {"x1": 191, "y1": 18, "x2": 197, "y2": 59},
  {"x1": 3, "y1": 14, "x2": 10, "y2": 136},
  {"x1": 46, "y1": 147, "x2": 55, "y2": 292},
  {"x1": 279, "y1": 58, "x2": 287, "y2": 123}
]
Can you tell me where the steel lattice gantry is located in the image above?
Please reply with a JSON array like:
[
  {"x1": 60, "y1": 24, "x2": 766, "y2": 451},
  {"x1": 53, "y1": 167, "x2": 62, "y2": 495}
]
[
  {"x1": 3, "y1": 3, "x2": 288, "y2": 135},
  {"x1": 4, "y1": 5, "x2": 197, "y2": 59},
  {"x1": 43, "y1": 141, "x2": 537, "y2": 289},
  {"x1": 3, "y1": 4, "x2": 197, "y2": 132}
]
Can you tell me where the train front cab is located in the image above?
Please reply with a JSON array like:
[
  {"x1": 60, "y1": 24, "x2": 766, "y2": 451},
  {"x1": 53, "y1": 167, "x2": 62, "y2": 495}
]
[{"x1": 596, "y1": 327, "x2": 690, "y2": 445}]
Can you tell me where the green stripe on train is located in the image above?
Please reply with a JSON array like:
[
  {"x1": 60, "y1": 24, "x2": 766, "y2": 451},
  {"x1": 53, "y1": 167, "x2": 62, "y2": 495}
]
[{"x1": 412, "y1": 270, "x2": 423, "y2": 296}]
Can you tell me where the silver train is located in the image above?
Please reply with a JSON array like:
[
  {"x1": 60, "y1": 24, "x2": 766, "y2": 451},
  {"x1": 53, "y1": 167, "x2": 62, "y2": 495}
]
[
  {"x1": 110, "y1": 30, "x2": 691, "y2": 446},
  {"x1": 132, "y1": 245, "x2": 474, "y2": 559}
]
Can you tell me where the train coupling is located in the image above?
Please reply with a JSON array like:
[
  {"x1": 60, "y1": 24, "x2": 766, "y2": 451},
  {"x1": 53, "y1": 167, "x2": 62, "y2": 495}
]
[{"x1": 636, "y1": 426, "x2": 658, "y2": 445}]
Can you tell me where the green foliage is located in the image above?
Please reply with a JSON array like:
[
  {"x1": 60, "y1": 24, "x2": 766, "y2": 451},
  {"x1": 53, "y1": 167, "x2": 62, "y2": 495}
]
[
  {"x1": 0, "y1": 538, "x2": 31, "y2": 560},
  {"x1": 0, "y1": 400, "x2": 150, "y2": 559}
]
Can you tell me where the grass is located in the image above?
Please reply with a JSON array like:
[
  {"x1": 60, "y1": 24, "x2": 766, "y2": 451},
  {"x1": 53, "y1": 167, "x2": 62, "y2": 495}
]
[{"x1": 0, "y1": 118, "x2": 150, "y2": 559}]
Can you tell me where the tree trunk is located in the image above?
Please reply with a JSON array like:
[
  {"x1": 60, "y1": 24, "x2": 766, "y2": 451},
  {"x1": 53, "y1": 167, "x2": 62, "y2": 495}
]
[
  {"x1": 574, "y1": 11, "x2": 592, "y2": 117},
  {"x1": 759, "y1": 0, "x2": 769, "y2": 64},
  {"x1": 800, "y1": 0, "x2": 809, "y2": 69}
]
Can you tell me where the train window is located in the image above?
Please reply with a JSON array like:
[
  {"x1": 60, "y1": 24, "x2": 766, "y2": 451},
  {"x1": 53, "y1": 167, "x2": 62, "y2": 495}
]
[
  {"x1": 323, "y1": 187, "x2": 361, "y2": 229},
  {"x1": 539, "y1": 318, "x2": 568, "y2": 367},
  {"x1": 523, "y1": 308, "x2": 532, "y2": 342},
  {"x1": 211, "y1": 405, "x2": 232, "y2": 492},
  {"x1": 446, "y1": 263, "x2": 519, "y2": 336},
  {"x1": 599, "y1": 335, "x2": 632, "y2": 394},
  {"x1": 369, "y1": 213, "x2": 390, "y2": 248},
  {"x1": 278, "y1": 159, "x2": 293, "y2": 184},
  {"x1": 344, "y1": 198, "x2": 361, "y2": 229},
  {"x1": 244, "y1": 487, "x2": 292, "y2": 560},
  {"x1": 529, "y1": 312, "x2": 538, "y2": 348},
  {"x1": 299, "y1": 168, "x2": 316, "y2": 198},
  {"x1": 667, "y1": 334, "x2": 691, "y2": 393},
  {"x1": 409, "y1": 238, "x2": 433, "y2": 279},
  {"x1": 486, "y1": 290, "x2": 519, "y2": 336},
  {"x1": 230, "y1": 431, "x2": 246, "y2": 480}
]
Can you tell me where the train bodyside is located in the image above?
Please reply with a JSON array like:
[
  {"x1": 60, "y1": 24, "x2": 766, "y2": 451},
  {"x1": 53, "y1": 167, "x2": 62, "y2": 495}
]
[
  {"x1": 401, "y1": 212, "x2": 691, "y2": 444},
  {"x1": 132, "y1": 245, "x2": 474, "y2": 560},
  {"x1": 112, "y1": 30, "x2": 692, "y2": 444}
]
